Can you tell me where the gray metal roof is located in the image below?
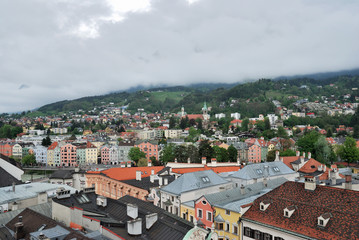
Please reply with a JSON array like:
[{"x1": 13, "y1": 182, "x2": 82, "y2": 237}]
[
  {"x1": 160, "y1": 170, "x2": 229, "y2": 195},
  {"x1": 0, "y1": 182, "x2": 77, "y2": 204},
  {"x1": 206, "y1": 177, "x2": 288, "y2": 213},
  {"x1": 30, "y1": 225, "x2": 70, "y2": 239},
  {"x1": 230, "y1": 161, "x2": 295, "y2": 180},
  {"x1": 0, "y1": 202, "x2": 52, "y2": 225}
]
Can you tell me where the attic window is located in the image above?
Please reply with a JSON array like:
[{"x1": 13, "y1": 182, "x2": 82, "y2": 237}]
[
  {"x1": 283, "y1": 206, "x2": 296, "y2": 218},
  {"x1": 201, "y1": 177, "x2": 210, "y2": 183},
  {"x1": 260, "y1": 201, "x2": 270, "y2": 211},
  {"x1": 272, "y1": 167, "x2": 280, "y2": 172},
  {"x1": 318, "y1": 213, "x2": 332, "y2": 227}
]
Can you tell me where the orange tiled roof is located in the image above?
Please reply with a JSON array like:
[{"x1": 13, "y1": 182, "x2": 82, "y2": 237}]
[
  {"x1": 87, "y1": 166, "x2": 164, "y2": 181},
  {"x1": 48, "y1": 142, "x2": 58, "y2": 150}
]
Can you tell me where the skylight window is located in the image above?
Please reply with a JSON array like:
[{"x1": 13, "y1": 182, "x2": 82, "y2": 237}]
[
  {"x1": 201, "y1": 177, "x2": 210, "y2": 183},
  {"x1": 273, "y1": 167, "x2": 280, "y2": 172},
  {"x1": 256, "y1": 169, "x2": 263, "y2": 174}
]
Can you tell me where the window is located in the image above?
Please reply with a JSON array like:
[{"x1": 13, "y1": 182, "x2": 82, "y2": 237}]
[
  {"x1": 226, "y1": 222, "x2": 230, "y2": 232},
  {"x1": 272, "y1": 167, "x2": 280, "y2": 172},
  {"x1": 198, "y1": 209, "x2": 203, "y2": 218},
  {"x1": 285, "y1": 211, "x2": 289, "y2": 217},
  {"x1": 232, "y1": 225, "x2": 238, "y2": 235},
  {"x1": 207, "y1": 212, "x2": 212, "y2": 221},
  {"x1": 264, "y1": 233, "x2": 273, "y2": 240},
  {"x1": 190, "y1": 215, "x2": 194, "y2": 223},
  {"x1": 319, "y1": 219, "x2": 324, "y2": 226},
  {"x1": 274, "y1": 237, "x2": 284, "y2": 240},
  {"x1": 254, "y1": 230, "x2": 262, "y2": 239},
  {"x1": 201, "y1": 177, "x2": 210, "y2": 183},
  {"x1": 182, "y1": 213, "x2": 186, "y2": 219},
  {"x1": 256, "y1": 169, "x2": 263, "y2": 174},
  {"x1": 216, "y1": 223, "x2": 224, "y2": 230},
  {"x1": 225, "y1": 210, "x2": 230, "y2": 215},
  {"x1": 244, "y1": 227, "x2": 252, "y2": 237}
]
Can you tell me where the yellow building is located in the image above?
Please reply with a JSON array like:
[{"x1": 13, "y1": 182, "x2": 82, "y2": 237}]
[
  {"x1": 213, "y1": 206, "x2": 242, "y2": 240},
  {"x1": 85, "y1": 142, "x2": 98, "y2": 165},
  {"x1": 180, "y1": 202, "x2": 196, "y2": 224}
]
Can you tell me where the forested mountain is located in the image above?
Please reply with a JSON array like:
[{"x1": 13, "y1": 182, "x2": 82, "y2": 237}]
[{"x1": 34, "y1": 75, "x2": 359, "y2": 116}]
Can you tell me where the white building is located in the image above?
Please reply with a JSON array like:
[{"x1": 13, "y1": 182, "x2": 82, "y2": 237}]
[
  {"x1": 215, "y1": 113, "x2": 226, "y2": 119},
  {"x1": 230, "y1": 112, "x2": 241, "y2": 120},
  {"x1": 34, "y1": 145, "x2": 48, "y2": 165}
]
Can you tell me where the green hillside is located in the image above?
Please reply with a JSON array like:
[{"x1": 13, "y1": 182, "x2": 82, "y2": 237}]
[{"x1": 33, "y1": 76, "x2": 359, "y2": 116}]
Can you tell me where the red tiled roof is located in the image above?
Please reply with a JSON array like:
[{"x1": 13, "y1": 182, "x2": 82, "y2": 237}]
[
  {"x1": 186, "y1": 114, "x2": 203, "y2": 120},
  {"x1": 87, "y1": 166, "x2": 164, "y2": 181},
  {"x1": 243, "y1": 181, "x2": 359, "y2": 240},
  {"x1": 48, "y1": 141, "x2": 58, "y2": 150}
]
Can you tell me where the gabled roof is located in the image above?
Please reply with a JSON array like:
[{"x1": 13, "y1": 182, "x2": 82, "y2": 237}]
[
  {"x1": 230, "y1": 162, "x2": 295, "y2": 180},
  {"x1": 6, "y1": 208, "x2": 91, "y2": 240},
  {"x1": 87, "y1": 166, "x2": 164, "y2": 181},
  {"x1": 0, "y1": 166, "x2": 21, "y2": 187},
  {"x1": 242, "y1": 181, "x2": 359, "y2": 240},
  {"x1": 161, "y1": 170, "x2": 229, "y2": 195},
  {"x1": 52, "y1": 192, "x2": 193, "y2": 240}
]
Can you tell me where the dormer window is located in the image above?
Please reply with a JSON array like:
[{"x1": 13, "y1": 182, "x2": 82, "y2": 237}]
[
  {"x1": 318, "y1": 213, "x2": 332, "y2": 227},
  {"x1": 260, "y1": 200, "x2": 270, "y2": 211},
  {"x1": 283, "y1": 206, "x2": 296, "y2": 218}
]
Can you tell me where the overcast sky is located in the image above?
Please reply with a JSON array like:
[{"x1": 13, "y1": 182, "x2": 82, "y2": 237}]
[{"x1": 1, "y1": 0, "x2": 359, "y2": 113}]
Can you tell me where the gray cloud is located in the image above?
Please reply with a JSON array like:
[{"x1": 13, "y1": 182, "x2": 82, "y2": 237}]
[{"x1": 0, "y1": 0, "x2": 359, "y2": 113}]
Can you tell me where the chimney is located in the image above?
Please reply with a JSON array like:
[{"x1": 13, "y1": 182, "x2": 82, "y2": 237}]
[
  {"x1": 344, "y1": 175, "x2": 352, "y2": 190},
  {"x1": 175, "y1": 158, "x2": 178, "y2": 163},
  {"x1": 127, "y1": 203, "x2": 138, "y2": 219},
  {"x1": 121, "y1": 162, "x2": 126, "y2": 168},
  {"x1": 201, "y1": 157, "x2": 206, "y2": 165},
  {"x1": 211, "y1": 158, "x2": 217, "y2": 167},
  {"x1": 323, "y1": 165, "x2": 327, "y2": 172},
  {"x1": 127, "y1": 218, "x2": 142, "y2": 235},
  {"x1": 96, "y1": 196, "x2": 107, "y2": 207},
  {"x1": 187, "y1": 158, "x2": 190, "y2": 164},
  {"x1": 136, "y1": 171, "x2": 142, "y2": 181},
  {"x1": 14, "y1": 216, "x2": 25, "y2": 240},
  {"x1": 127, "y1": 161, "x2": 132, "y2": 168},
  {"x1": 300, "y1": 155, "x2": 304, "y2": 164},
  {"x1": 296, "y1": 151, "x2": 300, "y2": 157},
  {"x1": 304, "y1": 176, "x2": 316, "y2": 191},
  {"x1": 275, "y1": 151, "x2": 280, "y2": 161},
  {"x1": 307, "y1": 152, "x2": 311, "y2": 159},
  {"x1": 39, "y1": 232, "x2": 47, "y2": 240},
  {"x1": 302, "y1": 152, "x2": 305, "y2": 158},
  {"x1": 75, "y1": 167, "x2": 79, "y2": 172},
  {"x1": 148, "y1": 160, "x2": 152, "y2": 167},
  {"x1": 240, "y1": 184, "x2": 245, "y2": 195},
  {"x1": 150, "y1": 174, "x2": 155, "y2": 183},
  {"x1": 263, "y1": 177, "x2": 268, "y2": 187},
  {"x1": 331, "y1": 171, "x2": 336, "y2": 185},
  {"x1": 146, "y1": 213, "x2": 158, "y2": 229},
  {"x1": 318, "y1": 165, "x2": 323, "y2": 172},
  {"x1": 151, "y1": 169, "x2": 155, "y2": 175}
]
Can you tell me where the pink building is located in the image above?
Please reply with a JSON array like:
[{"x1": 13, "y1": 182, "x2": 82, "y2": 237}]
[
  {"x1": 195, "y1": 196, "x2": 214, "y2": 230},
  {"x1": 101, "y1": 146, "x2": 110, "y2": 165},
  {"x1": 248, "y1": 143, "x2": 261, "y2": 163},
  {"x1": 135, "y1": 140, "x2": 159, "y2": 160},
  {"x1": 60, "y1": 143, "x2": 77, "y2": 167}
]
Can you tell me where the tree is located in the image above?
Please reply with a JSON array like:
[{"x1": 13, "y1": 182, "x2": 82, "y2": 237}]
[
  {"x1": 159, "y1": 144, "x2": 175, "y2": 164},
  {"x1": 241, "y1": 118, "x2": 249, "y2": 131},
  {"x1": 198, "y1": 140, "x2": 214, "y2": 161},
  {"x1": 180, "y1": 116, "x2": 189, "y2": 130},
  {"x1": 169, "y1": 117, "x2": 177, "y2": 129},
  {"x1": 150, "y1": 156, "x2": 161, "y2": 166},
  {"x1": 266, "y1": 150, "x2": 277, "y2": 162},
  {"x1": 128, "y1": 147, "x2": 146, "y2": 165},
  {"x1": 337, "y1": 137, "x2": 359, "y2": 164},
  {"x1": 264, "y1": 117, "x2": 271, "y2": 130},
  {"x1": 326, "y1": 128, "x2": 333, "y2": 137},
  {"x1": 353, "y1": 125, "x2": 359, "y2": 138},
  {"x1": 22, "y1": 154, "x2": 36, "y2": 166},
  {"x1": 213, "y1": 146, "x2": 229, "y2": 162},
  {"x1": 187, "y1": 145, "x2": 200, "y2": 163},
  {"x1": 277, "y1": 127, "x2": 288, "y2": 139},
  {"x1": 313, "y1": 136, "x2": 331, "y2": 164},
  {"x1": 296, "y1": 131, "x2": 320, "y2": 156},
  {"x1": 137, "y1": 158, "x2": 148, "y2": 167},
  {"x1": 227, "y1": 145, "x2": 238, "y2": 162},
  {"x1": 174, "y1": 145, "x2": 188, "y2": 162},
  {"x1": 41, "y1": 136, "x2": 52, "y2": 147},
  {"x1": 196, "y1": 118, "x2": 203, "y2": 130},
  {"x1": 280, "y1": 149, "x2": 296, "y2": 156}
]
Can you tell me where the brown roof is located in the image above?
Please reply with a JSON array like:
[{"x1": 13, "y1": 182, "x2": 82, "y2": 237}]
[
  {"x1": 243, "y1": 181, "x2": 359, "y2": 240},
  {"x1": 6, "y1": 208, "x2": 91, "y2": 240}
]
